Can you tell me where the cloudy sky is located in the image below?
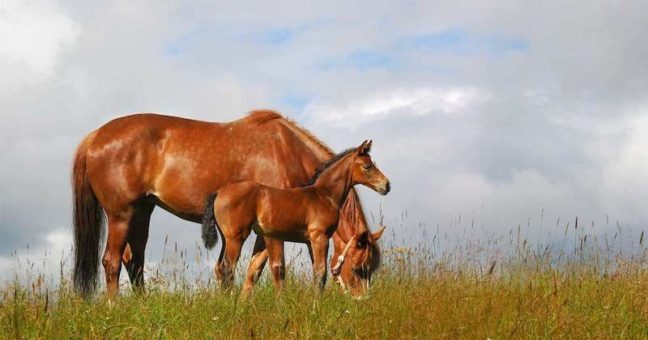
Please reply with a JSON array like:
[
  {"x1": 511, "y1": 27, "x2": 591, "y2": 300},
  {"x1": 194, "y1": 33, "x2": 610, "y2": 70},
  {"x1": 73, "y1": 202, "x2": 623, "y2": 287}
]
[{"x1": 1, "y1": 1, "x2": 647, "y2": 280}]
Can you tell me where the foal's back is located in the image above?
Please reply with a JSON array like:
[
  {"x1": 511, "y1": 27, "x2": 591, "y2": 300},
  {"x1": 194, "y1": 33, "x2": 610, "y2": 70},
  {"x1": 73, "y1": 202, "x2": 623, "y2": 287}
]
[{"x1": 215, "y1": 180, "x2": 336, "y2": 242}]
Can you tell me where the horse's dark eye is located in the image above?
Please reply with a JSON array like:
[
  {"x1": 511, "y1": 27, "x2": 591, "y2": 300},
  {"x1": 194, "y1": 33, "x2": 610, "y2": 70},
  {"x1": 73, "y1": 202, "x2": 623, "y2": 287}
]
[{"x1": 362, "y1": 164, "x2": 372, "y2": 171}]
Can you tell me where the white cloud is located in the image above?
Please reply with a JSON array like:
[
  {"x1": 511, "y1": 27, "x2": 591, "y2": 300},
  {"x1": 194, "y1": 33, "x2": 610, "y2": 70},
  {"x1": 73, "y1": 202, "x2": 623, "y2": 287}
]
[
  {"x1": 45, "y1": 228, "x2": 73, "y2": 252},
  {"x1": 596, "y1": 113, "x2": 648, "y2": 218},
  {"x1": 0, "y1": 0, "x2": 80, "y2": 79},
  {"x1": 1, "y1": 0, "x2": 648, "y2": 280},
  {"x1": 304, "y1": 86, "x2": 488, "y2": 127},
  {"x1": 0, "y1": 228, "x2": 73, "y2": 285}
]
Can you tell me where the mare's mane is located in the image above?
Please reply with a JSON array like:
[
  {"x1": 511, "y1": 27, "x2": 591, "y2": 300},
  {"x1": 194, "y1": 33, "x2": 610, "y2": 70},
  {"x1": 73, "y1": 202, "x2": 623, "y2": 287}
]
[
  {"x1": 246, "y1": 109, "x2": 283, "y2": 125},
  {"x1": 247, "y1": 110, "x2": 358, "y2": 188},
  {"x1": 247, "y1": 110, "x2": 335, "y2": 156}
]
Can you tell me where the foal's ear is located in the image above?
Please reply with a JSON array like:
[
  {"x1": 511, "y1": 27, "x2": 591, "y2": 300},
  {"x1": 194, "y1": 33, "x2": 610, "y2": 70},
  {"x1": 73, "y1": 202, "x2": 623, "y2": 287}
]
[
  {"x1": 357, "y1": 140, "x2": 372, "y2": 155},
  {"x1": 356, "y1": 231, "x2": 370, "y2": 248},
  {"x1": 372, "y1": 226, "x2": 386, "y2": 240}
]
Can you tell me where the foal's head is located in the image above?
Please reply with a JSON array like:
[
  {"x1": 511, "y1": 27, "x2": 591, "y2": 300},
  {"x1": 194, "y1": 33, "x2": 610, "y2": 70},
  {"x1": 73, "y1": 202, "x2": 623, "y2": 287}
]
[
  {"x1": 349, "y1": 140, "x2": 390, "y2": 195},
  {"x1": 332, "y1": 226, "x2": 386, "y2": 296}
]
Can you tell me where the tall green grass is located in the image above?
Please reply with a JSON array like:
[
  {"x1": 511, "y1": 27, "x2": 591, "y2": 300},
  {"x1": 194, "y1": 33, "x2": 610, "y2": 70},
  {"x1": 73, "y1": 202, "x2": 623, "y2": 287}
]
[{"x1": 1, "y1": 217, "x2": 647, "y2": 338}]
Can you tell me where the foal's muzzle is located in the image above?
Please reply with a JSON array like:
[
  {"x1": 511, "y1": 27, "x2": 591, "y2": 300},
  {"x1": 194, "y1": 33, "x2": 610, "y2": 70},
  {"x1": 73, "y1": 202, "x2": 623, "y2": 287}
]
[{"x1": 380, "y1": 181, "x2": 391, "y2": 195}]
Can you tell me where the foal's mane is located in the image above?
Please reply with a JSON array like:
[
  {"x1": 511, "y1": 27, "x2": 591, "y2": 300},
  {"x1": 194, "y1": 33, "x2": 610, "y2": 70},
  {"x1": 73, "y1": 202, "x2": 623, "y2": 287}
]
[{"x1": 302, "y1": 148, "x2": 355, "y2": 187}]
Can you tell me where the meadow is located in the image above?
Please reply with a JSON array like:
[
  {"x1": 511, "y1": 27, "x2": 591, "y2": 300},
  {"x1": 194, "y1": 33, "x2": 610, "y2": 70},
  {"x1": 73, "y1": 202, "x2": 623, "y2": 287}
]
[{"x1": 1, "y1": 219, "x2": 647, "y2": 339}]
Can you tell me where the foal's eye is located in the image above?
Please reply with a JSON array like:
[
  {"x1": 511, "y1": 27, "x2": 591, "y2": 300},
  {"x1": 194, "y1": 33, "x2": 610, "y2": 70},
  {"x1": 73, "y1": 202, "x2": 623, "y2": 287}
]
[{"x1": 362, "y1": 164, "x2": 372, "y2": 171}]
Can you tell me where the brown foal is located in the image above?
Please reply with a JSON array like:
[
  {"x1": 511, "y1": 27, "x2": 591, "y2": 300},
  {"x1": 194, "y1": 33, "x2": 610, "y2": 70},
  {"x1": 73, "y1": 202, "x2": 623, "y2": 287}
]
[{"x1": 202, "y1": 141, "x2": 390, "y2": 293}]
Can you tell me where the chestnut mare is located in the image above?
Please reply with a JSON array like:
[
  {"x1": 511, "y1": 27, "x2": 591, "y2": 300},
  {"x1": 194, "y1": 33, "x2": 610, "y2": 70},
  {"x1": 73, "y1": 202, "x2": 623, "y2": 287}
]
[
  {"x1": 202, "y1": 141, "x2": 389, "y2": 294},
  {"x1": 72, "y1": 110, "x2": 385, "y2": 297}
]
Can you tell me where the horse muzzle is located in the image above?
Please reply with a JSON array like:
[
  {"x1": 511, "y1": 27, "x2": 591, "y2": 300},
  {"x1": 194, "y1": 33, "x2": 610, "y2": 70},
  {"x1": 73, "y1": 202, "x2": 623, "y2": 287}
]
[{"x1": 379, "y1": 181, "x2": 391, "y2": 195}]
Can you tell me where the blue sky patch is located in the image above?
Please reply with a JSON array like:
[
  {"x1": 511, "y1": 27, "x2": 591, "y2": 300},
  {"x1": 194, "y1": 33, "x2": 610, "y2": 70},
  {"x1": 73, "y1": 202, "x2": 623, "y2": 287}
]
[
  {"x1": 259, "y1": 28, "x2": 295, "y2": 45},
  {"x1": 407, "y1": 29, "x2": 467, "y2": 50},
  {"x1": 314, "y1": 29, "x2": 526, "y2": 72},
  {"x1": 281, "y1": 92, "x2": 310, "y2": 111},
  {"x1": 317, "y1": 50, "x2": 398, "y2": 71},
  {"x1": 163, "y1": 24, "x2": 304, "y2": 56},
  {"x1": 398, "y1": 28, "x2": 529, "y2": 55}
]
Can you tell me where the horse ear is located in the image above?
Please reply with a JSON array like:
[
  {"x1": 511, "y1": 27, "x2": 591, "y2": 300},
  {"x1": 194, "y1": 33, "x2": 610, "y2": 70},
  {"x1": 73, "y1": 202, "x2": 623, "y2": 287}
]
[
  {"x1": 372, "y1": 226, "x2": 386, "y2": 240},
  {"x1": 357, "y1": 140, "x2": 371, "y2": 155},
  {"x1": 356, "y1": 231, "x2": 370, "y2": 248}
]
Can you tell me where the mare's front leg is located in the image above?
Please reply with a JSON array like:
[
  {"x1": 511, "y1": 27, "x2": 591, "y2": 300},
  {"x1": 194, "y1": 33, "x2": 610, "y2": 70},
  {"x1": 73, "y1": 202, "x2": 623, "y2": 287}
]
[
  {"x1": 265, "y1": 237, "x2": 285, "y2": 293},
  {"x1": 310, "y1": 232, "x2": 329, "y2": 293}
]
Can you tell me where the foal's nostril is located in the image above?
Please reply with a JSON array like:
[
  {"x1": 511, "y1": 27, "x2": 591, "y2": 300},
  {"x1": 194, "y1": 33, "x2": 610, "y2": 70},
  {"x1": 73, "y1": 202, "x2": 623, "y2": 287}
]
[{"x1": 384, "y1": 181, "x2": 391, "y2": 194}]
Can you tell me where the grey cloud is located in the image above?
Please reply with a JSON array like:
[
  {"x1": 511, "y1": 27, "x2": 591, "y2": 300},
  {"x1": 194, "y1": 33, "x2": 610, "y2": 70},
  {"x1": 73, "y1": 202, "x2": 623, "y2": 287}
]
[{"x1": 1, "y1": 0, "x2": 647, "y2": 274}]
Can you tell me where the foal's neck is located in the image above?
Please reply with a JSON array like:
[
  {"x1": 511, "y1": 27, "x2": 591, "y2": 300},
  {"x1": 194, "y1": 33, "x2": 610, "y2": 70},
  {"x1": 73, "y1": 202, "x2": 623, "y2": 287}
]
[{"x1": 312, "y1": 154, "x2": 354, "y2": 207}]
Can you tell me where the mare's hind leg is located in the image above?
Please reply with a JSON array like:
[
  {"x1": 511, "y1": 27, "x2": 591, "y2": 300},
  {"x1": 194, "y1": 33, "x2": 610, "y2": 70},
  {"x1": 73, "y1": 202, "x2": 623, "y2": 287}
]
[
  {"x1": 121, "y1": 202, "x2": 154, "y2": 293},
  {"x1": 242, "y1": 236, "x2": 268, "y2": 297},
  {"x1": 103, "y1": 211, "x2": 133, "y2": 297},
  {"x1": 266, "y1": 238, "x2": 286, "y2": 293}
]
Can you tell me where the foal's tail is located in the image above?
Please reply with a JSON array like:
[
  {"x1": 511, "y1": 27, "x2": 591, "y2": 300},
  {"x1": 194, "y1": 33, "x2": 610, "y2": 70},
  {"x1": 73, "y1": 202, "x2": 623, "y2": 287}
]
[
  {"x1": 72, "y1": 132, "x2": 104, "y2": 298},
  {"x1": 201, "y1": 193, "x2": 219, "y2": 249}
]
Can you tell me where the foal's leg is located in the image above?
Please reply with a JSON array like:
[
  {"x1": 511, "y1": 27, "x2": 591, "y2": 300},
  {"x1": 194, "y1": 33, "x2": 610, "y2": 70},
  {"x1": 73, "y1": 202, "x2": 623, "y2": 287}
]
[
  {"x1": 242, "y1": 236, "x2": 268, "y2": 297},
  {"x1": 103, "y1": 211, "x2": 132, "y2": 297},
  {"x1": 265, "y1": 238, "x2": 286, "y2": 293},
  {"x1": 122, "y1": 202, "x2": 154, "y2": 293},
  {"x1": 215, "y1": 227, "x2": 248, "y2": 289},
  {"x1": 310, "y1": 233, "x2": 330, "y2": 293}
]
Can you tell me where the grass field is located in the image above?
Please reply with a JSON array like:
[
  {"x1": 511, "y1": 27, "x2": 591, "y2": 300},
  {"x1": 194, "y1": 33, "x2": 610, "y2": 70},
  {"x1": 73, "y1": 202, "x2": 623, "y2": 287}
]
[{"x1": 1, "y1": 225, "x2": 647, "y2": 339}]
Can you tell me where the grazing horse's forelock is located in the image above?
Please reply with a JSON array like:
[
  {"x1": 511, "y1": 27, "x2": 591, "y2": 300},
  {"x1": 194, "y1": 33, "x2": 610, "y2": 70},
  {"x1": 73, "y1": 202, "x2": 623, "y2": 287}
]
[
  {"x1": 302, "y1": 148, "x2": 355, "y2": 187},
  {"x1": 357, "y1": 235, "x2": 381, "y2": 273},
  {"x1": 369, "y1": 238, "x2": 382, "y2": 271}
]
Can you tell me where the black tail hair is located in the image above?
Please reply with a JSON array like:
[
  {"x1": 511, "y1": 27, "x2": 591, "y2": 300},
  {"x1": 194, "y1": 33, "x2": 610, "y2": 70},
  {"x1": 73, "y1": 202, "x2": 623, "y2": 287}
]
[
  {"x1": 72, "y1": 134, "x2": 105, "y2": 298},
  {"x1": 201, "y1": 193, "x2": 219, "y2": 249}
]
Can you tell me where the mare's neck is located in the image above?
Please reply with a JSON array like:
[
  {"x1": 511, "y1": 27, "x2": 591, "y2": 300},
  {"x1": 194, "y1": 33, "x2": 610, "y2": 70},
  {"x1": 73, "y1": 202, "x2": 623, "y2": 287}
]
[
  {"x1": 335, "y1": 189, "x2": 368, "y2": 242},
  {"x1": 313, "y1": 155, "x2": 354, "y2": 207}
]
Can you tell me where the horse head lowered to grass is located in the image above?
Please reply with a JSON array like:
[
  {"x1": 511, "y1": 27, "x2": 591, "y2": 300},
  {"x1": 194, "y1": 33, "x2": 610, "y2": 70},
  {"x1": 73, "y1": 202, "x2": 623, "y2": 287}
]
[{"x1": 202, "y1": 140, "x2": 390, "y2": 294}]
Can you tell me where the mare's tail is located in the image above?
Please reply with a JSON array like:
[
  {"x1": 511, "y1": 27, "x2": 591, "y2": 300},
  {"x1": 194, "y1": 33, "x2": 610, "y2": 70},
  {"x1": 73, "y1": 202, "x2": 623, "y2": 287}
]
[
  {"x1": 201, "y1": 193, "x2": 219, "y2": 249},
  {"x1": 72, "y1": 132, "x2": 105, "y2": 298}
]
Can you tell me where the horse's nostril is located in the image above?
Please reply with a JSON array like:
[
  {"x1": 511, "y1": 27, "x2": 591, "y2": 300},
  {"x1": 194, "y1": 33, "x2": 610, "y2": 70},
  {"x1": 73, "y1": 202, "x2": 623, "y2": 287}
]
[{"x1": 385, "y1": 181, "x2": 391, "y2": 193}]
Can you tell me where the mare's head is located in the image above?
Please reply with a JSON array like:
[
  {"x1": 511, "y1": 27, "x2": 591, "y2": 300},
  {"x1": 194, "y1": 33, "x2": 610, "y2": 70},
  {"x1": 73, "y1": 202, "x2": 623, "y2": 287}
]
[
  {"x1": 332, "y1": 226, "x2": 386, "y2": 296},
  {"x1": 350, "y1": 140, "x2": 390, "y2": 195}
]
